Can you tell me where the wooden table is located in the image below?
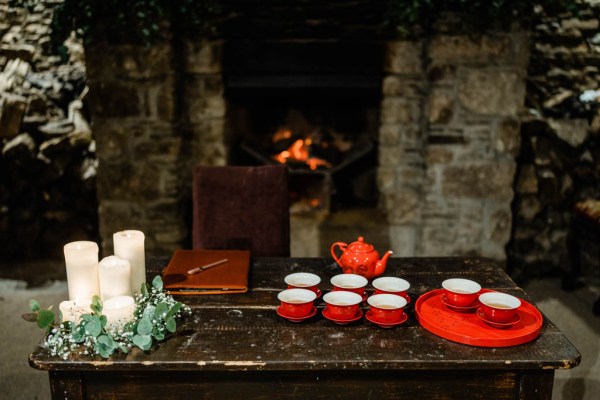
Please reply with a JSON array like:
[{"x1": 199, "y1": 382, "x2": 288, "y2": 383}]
[{"x1": 30, "y1": 257, "x2": 580, "y2": 399}]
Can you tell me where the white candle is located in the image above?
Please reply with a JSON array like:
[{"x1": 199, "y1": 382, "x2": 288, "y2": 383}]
[
  {"x1": 59, "y1": 298, "x2": 92, "y2": 323},
  {"x1": 64, "y1": 241, "x2": 100, "y2": 301},
  {"x1": 113, "y1": 230, "x2": 146, "y2": 294},
  {"x1": 103, "y1": 295, "x2": 136, "y2": 331},
  {"x1": 98, "y1": 255, "x2": 132, "y2": 300}
]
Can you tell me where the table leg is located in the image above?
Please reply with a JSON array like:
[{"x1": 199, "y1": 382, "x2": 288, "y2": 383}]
[
  {"x1": 49, "y1": 370, "x2": 85, "y2": 400},
  {"x1": 519, "y1": 370, "x2": 554, "y2": 400}
]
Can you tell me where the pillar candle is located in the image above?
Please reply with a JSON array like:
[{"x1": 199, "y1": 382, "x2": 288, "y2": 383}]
[
  {"x1": 103, "y1": 295, "x2": 136, "y2": 331},
  {"x1": 113, "y1": 230, "x2": 146, "y2": 294},
  {"x1": 98, "y1": 255, "x2": 132, "y2": 300},
  {"x1": 59, "y1": 298, "x2": 92, "y2": 323},
  {"x1": 64, "y1": 241, "x2": 100, "y2": 301}
]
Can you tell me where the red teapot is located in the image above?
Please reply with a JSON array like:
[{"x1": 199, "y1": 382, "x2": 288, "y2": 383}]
[{"x1": 331, "y1": 236, "x2": 393, "y2": 279}]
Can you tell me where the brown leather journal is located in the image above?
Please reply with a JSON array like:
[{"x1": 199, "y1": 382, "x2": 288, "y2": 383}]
[{"x1": 162, "y1": 249, "x2": 250, "y2": 295}]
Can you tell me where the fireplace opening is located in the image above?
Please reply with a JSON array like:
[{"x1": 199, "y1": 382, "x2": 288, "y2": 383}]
[
  {"x1": 226, "y1": 88, "x2": 380, "y2": 213},
  {"x1": 223, "y1": 41, "x2": 384, "y2": 214}
]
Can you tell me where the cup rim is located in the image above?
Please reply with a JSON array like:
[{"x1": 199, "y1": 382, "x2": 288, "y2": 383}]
[
  {"x1": 478, "y1": 292, "x2": 521, "y2": 310},
  {"x1": 441, "y1": 278, "x2": 481, "y2": 294},
  {"x1": 367, "y1": 293, "x2": 407, "y2": 309},
  {"x1": 330, "y1": 273, "x2": 368, "y2": 289},
  {"x1": 278, "y1": 288, "x2": 317, "y2": 304},
  {"x1": 372, "y1": 277, "x2": 410, "y2": 292},
  {"x1": 323, "y1": 290, "x2": 363, "y2": 306},
  {"x1": 284, "y1": 272, "x2": 321, "y2": 287}
]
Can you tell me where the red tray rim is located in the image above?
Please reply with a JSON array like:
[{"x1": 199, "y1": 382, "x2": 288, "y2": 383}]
[{"x1": 415, "y1": 288, "x2": 543, "y2": 347}]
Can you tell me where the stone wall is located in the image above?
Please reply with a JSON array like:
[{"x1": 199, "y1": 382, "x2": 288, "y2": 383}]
[
  {"x1": 508, "y1": 1, "x2": 600, "y2": 279},
  {"x1": 380, "y1": 33, "x2": 528, "y2": 259},
  {"x1": 4, "y1": 0, "x2": 597, "y2": 272},
  {"x1": 0, "y1": 0, "x2": 96, "y2": 261},
  {"x1": 87, "y1": 38, "x2": 226, "y2": 255}
]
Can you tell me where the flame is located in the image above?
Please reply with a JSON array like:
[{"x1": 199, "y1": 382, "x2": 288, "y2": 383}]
[{"x1": 272, "y1": 135, "x2": 331, "y2": 170}]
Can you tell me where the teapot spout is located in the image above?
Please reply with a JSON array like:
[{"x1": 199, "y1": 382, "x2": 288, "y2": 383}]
[{"x1": 375, "y1": 250, "x2": 393, "y2": 276}]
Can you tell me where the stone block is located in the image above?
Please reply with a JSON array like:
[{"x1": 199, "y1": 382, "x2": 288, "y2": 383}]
[
  {"x1": 378, "y1": 144, "x2": 404, "y2": 167},
  {"x1": 385, "y1": 41, "x2": 423, "y2": 74},
  {"x1": 388, "y1": 225, "x2": 417, "y2": 257},
  {"x1": 427, "y1": 90, "x2": 454, "y2": 124},
  {"x1": 87, "y1": 79, "x2": 142, "y2": 118},
  {"x1": 426, "y1": 146, "x2": 454, "y2": 164},
  {"x1": 183, "y1": 40, "x2": 223, "y2": 74},
  {"x1": 484, "y1": 203, "x2": 512, "y2": 245},
  {"x1": 382, "y1": 76, "x2": 426, "y2": 98},
  {"x1": 92, "y1": 119, "x2": 133, "y2": 160},
  {"x1": 379, "y1": 124, "x2": 401, "y2": 145},
  {"x1": 458, "y1": 69, "x2": 525, "y2": 117},
  {"x1": 85, "y1": 43, "x2": 173, "y2": 80},
  {"x1": 377, "y1": 167, "x2": 397, "y2": 194},
  {"x1": 427, "y1": 63, "x2": 456, "y2": 83},
  {"x1": 428, "y1": 34, "x2": 511, "y2": 64},
  {"x1": 442, "y1": 162, "x2": 516, "y2": 199},
  {"x1": 381, "y1": 97, "x2": 415, "y2": 124},
  {"x1": 384, "y1": 190, "x2": 421, "y2": 224},
  {"x1": 134, "y1": 137, "x2": 182, "y2": 162},
  {"x1": 495, "y1": 119, "x2": 521, "y2": 156}
]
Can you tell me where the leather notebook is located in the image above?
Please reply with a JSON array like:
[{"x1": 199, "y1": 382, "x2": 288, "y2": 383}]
[{"x1": 162, "y1": 249, "x2": 250, "y2": 295}]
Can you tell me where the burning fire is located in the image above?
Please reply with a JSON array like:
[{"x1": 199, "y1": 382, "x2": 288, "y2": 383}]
[{"x1": 272, "y1": 129, "x2": 332, "y2": 170}]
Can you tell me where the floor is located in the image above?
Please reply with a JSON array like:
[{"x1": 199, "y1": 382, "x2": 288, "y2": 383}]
[{"x1": 0, "y1": 268, "x2": 598, "y2": 399}]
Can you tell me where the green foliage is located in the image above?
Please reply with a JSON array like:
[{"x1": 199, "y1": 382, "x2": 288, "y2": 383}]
[
  {"x1": 23, "y1": 276, "x2": 192, "y2": 359},
  {"x1": 384, "y1": 0, "x2": 576, "y2": 36},
  {"x1": 10, "y1": 0, "x2": 222, "y2": 57}
]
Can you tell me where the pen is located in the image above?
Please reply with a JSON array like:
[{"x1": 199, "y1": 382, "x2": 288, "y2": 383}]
[{"x1": 187, "y1": 258, "x2": 228, "y2": 275}]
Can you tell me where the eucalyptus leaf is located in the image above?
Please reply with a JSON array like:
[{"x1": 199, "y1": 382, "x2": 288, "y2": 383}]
[
  {"x1": 166, "y1": 303, "x2": 182, "y2": 320},
  {"x1": 36, "y1": 309, "x2": 55, "y2": 329},
  {"x1": 141, "y1": 283, "x2": 149, "y2": 296},
  {"x1": 152, "y1": 275, "x2": 163, "y2": 290},
  {"x1": 85, "y1": 317, "x2": 102, "y2": 337},
  {"x1": 137, "y1": 316, "x2": 153, "y2": 335},
  {"x1": 81, "y1": 314, "x2": 94, "y2": 322},
  {"x1": 133, "y1": 334, "x2": 152, "y2": 350},
  {"x1": 22, "y1": 312, "x2": 38, "y2": 323},
  {"x1": 91, "y1": 296, "x2": 102, "y2": 314},
  {"x1": 165, "y1": 317, "x2": 176, "y2": 333},
  {"x1": 154, "y1": 302, "x2": 169, "y2": 320},
  {"x1": 154, "y1": 331, "x2": 165, "y2": 341},
  {"x1": 100, "y1": 315, "x2": 107, "y2": 328},
  {"x1": 29, "y1": 299, "x2": 40, "y2": 312}
]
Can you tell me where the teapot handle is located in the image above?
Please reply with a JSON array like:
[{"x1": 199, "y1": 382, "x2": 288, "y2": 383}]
[{"x1": 330, "y1": 242, "x2": 347, "y2": 267}]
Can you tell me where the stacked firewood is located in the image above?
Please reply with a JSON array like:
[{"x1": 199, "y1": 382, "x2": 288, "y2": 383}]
[{"x1": 0, "y1": 56, "x2": 98, "y2": 260}]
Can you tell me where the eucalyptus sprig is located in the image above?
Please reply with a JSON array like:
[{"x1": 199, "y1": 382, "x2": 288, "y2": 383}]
[{"x1": 22, "y1": 276, "x2": 192, "y2": 359}]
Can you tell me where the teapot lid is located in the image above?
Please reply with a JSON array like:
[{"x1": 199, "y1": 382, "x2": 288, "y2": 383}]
[{"x1": 347, "y1": 236, "x2": 374, "y2": 253}]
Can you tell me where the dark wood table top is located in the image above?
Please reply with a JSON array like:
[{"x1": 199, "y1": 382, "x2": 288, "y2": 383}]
[{"x1": 30, "y1": 257, "x2": 581, "y2": 373}]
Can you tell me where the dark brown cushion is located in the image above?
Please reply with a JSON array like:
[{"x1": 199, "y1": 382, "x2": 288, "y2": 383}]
[{"x1": 192, "y1": 165, "x2": 290, "y2": 257}]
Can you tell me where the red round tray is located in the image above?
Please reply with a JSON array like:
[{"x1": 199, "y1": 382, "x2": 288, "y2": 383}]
[{"x1": 415, "y1": 289, "x2": 543, "y2": 347}]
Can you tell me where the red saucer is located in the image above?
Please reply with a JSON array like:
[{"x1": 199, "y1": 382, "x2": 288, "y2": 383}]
[
  {"x1": 322, "y1": 308, "x2": 364, "y2": 325},
  {"x1": 365, "y1": 311, "x2": 408, "y2": 328},
  {"x1": 440, "y1": 294, "x2": 479, "y2": 312},
  {"x1": 476, "y1": 308, "x2": 521, "y2": 329},
  {"x1": 276, "y1": 306, "x2": 317, "y2": 322}
]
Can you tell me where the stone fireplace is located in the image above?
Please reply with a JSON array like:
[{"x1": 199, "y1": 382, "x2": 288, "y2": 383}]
[{"x1": 85, "y1": 4, "x2": 528, "y2": 261}]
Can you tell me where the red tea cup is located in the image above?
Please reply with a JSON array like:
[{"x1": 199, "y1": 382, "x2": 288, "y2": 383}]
[
  {"x1": 284, "y1": 272, "x2": 321, "y2": 294},
  {"x1": 478, "y1": 292, "x2": 521, "y2": 323},
  {"x1": 441, "y1": 278, "x2": 481, "y2": 307},
  {"x1": 372, "y1": 277, "x2": 410, "y2": 296},
  {"x1": 323, "y1": 291, "x2": 363, "y2": 320},
  {"x1": 330, "y1": 274, "x2": 368, "y2": 296},
  {"x1": 367, "y1": 294, "x2": 407, "y2": 324},
  {"x1": 277, "y1": 288, "x2": 317, "y2": 318}
]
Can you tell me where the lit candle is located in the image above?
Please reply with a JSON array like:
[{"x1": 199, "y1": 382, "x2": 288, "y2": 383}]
[
  {"x1": 103, "y1": 295, "x2": 136, "y2": 331},
  {"x1": 59, "y1": 298, "x2": 92, "y2": 323},
  {"x1": 98, "y1": 255, "x2": 132, "y2": 300},
  {"x1": 63, "y1": 241, "x2": 100, "y2": 301},
  {"x1": 113, "y1": 230, "x2": 146, "y2": 294}
]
